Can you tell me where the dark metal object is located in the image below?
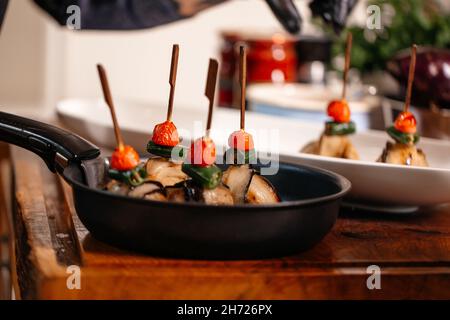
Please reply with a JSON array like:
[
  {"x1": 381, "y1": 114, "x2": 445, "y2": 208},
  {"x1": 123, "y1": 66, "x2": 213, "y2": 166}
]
[
  {"x1": 0, "y1": 111, "x2": 350, "y2": 259},
  {"x1": 33, "y1": 0, "x2": 185, "y2": 30},
  {"x1": 0, "y1": 0, "x2": 8, "y2": 31},
  {"x1": 309, "y1": 0, "x2": 358, "y2": 34},
  {"x1": 265, "y1": 0, "x2": 301, "y2": 35},
  {"x1": 0, "y1": 112, "x2": 99, "y2": 173},
  {"x1": 295, "y1": 36, "x2": 332, "y2": 83}
]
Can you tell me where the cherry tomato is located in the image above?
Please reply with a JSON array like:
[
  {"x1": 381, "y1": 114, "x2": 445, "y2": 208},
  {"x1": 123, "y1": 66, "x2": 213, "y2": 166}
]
[
  {"x1": 394, "y1": 111, "x2": 417, "y2": 134},
  {"x1": 228, "y1": 130, "x2": 255, "y2": 151},
  {"x1": 188, "y1": 137, "x2": 216, "y2": 167},
  {"x1": 327, "y1": 99, "x2": 351, "y2": 123},
  {"x1": 152, "y1": 120, "x2": 179, "y2": 147},
  {"x1": 110, "y1": 145, "x2": 140, "y2": 171}
]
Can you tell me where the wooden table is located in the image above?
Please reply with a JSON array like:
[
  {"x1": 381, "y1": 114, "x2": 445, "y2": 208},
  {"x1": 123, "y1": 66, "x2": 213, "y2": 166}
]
[{"x1": 2, "y1": 144, "x2": 450, "y2": 299}]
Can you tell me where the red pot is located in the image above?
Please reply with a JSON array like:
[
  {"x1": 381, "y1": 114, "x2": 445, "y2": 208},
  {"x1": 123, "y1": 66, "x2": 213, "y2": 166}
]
[{"x1": 219, "y1": 31, "x2": 298, "y2": 108}]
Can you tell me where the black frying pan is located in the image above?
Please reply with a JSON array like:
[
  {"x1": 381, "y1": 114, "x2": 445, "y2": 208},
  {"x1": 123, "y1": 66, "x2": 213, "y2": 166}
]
[{"x1": 0, "y1": 111, "x2": 350, "y2": 260}]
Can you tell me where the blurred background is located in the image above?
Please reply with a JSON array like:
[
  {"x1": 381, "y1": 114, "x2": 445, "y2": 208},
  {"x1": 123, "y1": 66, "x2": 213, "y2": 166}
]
[
  {"x1": 0, "y1": 0, "x2": 449, "y2": 138},
  {"x1": 0, "y1": 0, "x2": 292, "y2": 113},
  {"x1": 0, "y1": 0, "x2": 365, "y2": 112}
]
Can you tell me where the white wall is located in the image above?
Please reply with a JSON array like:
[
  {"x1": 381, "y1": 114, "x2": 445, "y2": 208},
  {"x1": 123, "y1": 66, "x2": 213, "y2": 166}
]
[{"x1": 0, "y1": 1, "x2": 48, "y2": 105}]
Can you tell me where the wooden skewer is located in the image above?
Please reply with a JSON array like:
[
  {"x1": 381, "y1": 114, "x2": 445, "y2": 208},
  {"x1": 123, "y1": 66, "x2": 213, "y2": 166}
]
[
  {"x1": 239, "y1": 45, "x2": 247, "y2": 130},
  {"x1": 167, "y1": 44, "x2": 179, "y2": 121},
  {"x1": 404, "y1": 44, "x2": 417, "y2": 113},
  {"x1": 205, "y1": 58, "x2": 219, "y2": 137},
  {"x1": 97, "y1": 64, "x2": 125, "y2": 151},
  {"x1": 342, "y1": 32, "x2": 352, "y2": 100}
]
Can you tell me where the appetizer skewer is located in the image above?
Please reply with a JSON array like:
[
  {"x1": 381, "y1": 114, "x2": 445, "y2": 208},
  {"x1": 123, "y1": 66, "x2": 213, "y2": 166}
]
[
  {"x1": 222, "y1": 46, "x2": 280, "y2": 205},
  {"x1": 166, "y1": 58, "x2": 234, "y2": 205},
  {"x1": 98, "y1": 46, "x2": 284, "y2": 206},
  {"x1": 377, "y1": 45, "x2": 428, "y2": 167},
  {"x1": 97, "y1": 64, "x2": 166, "y2": 200},
  {"x1": 145, "y1": 44, "x2": 188, "y2": 187},
  {"x1": 301, "y1": 33, "x2": 359, "y2": 160}
]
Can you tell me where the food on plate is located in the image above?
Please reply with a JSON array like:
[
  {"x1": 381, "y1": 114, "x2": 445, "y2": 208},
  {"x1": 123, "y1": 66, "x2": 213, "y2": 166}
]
[
  {"x1": 377, "y1": 45, "x2": 428, "y2": 167},
  {"x1": 127, "y1": 181, "x2": 167, "y2": 201},
  {"x1": 166, "y1": 179, "x2": 233, "y2": 204},
  {"x1": 222, "y1": 46, "x2": 280, "y2": 204},
  {"x1": 167, "y1": 59, "x2": 234, "y2": 205},
  {"x1": 174, "y1": 136, "x2": 233, "y2": 205},
  {"x1": 144, "y1": 157, "x2": 187, "y2": 188},
  {"x1": 96, "y1": 64, "x2": 166, "y2": 200},
  {"x1": 378, "y1": 139, "x2": 428, "y2": 166},
  {"x1": 222, "y1": 164, "x2": 279, "y2": 204},
  {"x1": 301, "y1": 33, "x2": 359, "y2": 160},
  {"x1": 99, "y1": 48, "x2": 283, "y2": 206},
  {"x1": 167, "y1": 136, "x2": 234, "y2": 205},
  {"x1": 145, "y1": 44, "x2": 188, "y2": 187}
]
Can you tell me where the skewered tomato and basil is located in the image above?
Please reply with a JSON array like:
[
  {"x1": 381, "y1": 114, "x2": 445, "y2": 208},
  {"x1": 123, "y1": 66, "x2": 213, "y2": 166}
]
[
  {"x1": 182, "y1": 137, "x2": 222, "y2": 189},
  {"x1": 387, "y1": 111, "x2": 419, "y2": 145},
  {"x1": 147, "y1": 120, "x2": 184, "y2": 158},
  {"x1": 377, "y1": 45, "x2": 428, "y2": 167},
  {"x1": 222, "y1": 130, "x2": 280, "y2": 204},
  {"x1": 324, "y1": 121, "x2": 356, "y2": 136},
  {"x1": 325, "y1": 99, "x2": 356, "y2": 136},
  {"x1": 108, "y1": 145, "x2": 147, "y2": 186},
  {"x1": 225, "y1": 130, "x2": 256, "y2": 164}
]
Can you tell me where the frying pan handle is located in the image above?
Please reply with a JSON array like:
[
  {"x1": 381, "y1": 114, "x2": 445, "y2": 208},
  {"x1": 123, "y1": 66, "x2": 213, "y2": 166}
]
[{"x1": 0, "y1": 111, "x2": 100, "y2": 173}]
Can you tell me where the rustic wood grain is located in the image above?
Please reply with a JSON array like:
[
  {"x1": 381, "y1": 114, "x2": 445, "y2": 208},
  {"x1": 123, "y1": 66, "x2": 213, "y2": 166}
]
[{"x1": 8, "y1": 145, "x2": 450, "y2": 299}]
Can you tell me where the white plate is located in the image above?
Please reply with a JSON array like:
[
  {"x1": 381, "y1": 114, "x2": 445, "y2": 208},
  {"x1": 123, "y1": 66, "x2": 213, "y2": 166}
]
[
  {"x1": 247, "y1": 83, "x2": 382, "y2": 130},
  {"x1": 57, "y1": 98, "x2": 450, "y2": 207}
]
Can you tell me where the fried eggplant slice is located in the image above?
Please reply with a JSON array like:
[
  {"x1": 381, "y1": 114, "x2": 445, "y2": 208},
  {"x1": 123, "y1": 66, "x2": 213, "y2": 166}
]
[
  {"x1": 105, "y1": 180, "x2": 130, "y2": 196},
  {"x1": 223, "y1": 165, "x2": 280, "y2": 204},
  {"x1": 377, "y1": 142, "x2": 428, "y2": 167},
  {"x1": 246, "y1": 174, "x2": 280, "y2": 204},
  {"x1": 128, "y1": 181, "x2": 167, "y2": 201},
  {"x1": 145, "y1": 157, "x2": 188, "y2": 187},
  {"x1": 301, "y1": 134, "x2": 359, "y2": 160},
  {"x1": 166, "y1": 180, "x2": 234, "y2": 205},
  {"x1": 222, "y1": 165, "x2": 254, "y2": 204}
]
